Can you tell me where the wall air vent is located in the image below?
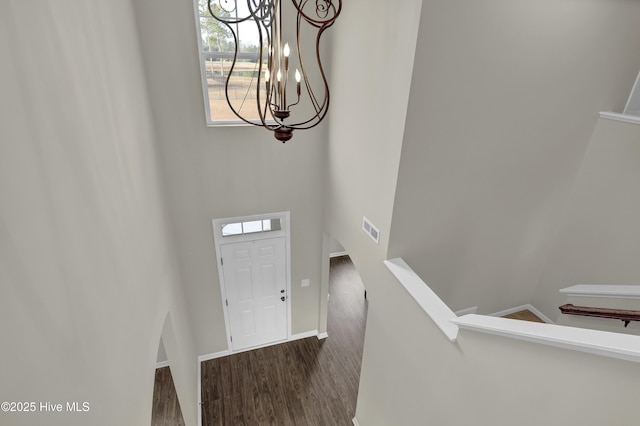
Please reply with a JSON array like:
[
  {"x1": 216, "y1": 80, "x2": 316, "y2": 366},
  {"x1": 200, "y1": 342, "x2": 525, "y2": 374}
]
[{"x1": 362, "y1": 216, "x2": 380, "y2": 245}]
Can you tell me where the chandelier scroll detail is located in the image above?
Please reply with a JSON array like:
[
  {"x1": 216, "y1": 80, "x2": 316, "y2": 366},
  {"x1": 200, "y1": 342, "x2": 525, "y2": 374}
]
[{"x1": 207, "y1": 0, "x2": 341, "y2": 142}]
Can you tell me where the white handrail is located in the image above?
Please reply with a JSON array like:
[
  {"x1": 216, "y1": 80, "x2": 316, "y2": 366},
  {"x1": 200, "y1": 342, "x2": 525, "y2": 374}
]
[
  {"x1": 384, "y1": 258, "x2": 459, "y2": 342},
  {"x1": 452, "y1": 314, "x2": 640, "y2": 363}
]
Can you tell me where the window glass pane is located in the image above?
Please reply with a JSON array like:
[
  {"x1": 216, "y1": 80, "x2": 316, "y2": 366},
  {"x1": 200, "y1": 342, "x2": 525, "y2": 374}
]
[
  {"x1": 197, "y1": 0, "x2": 271, "y2": 123},
  {"x1": 265, "y1": 218, "x2": 281, "y2": 232},
  {"x1": 242, "y1": 220, "x2": 263, "y2": 234},
  {"x1": 222, "y1": 222, "x2": 242, "y2": 236},
  {"x1": 221, "y1": 217, "x2": 282, "y2": 237}
]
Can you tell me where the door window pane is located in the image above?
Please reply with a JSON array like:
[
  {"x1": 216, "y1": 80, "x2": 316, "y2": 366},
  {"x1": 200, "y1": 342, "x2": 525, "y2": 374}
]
[
  {"x1": 221, "y1": 218, "x2": 282, "y2": 237},
  {"x1": 242, "y1": 220, "x2": 263, "y2": 234},
  {"x1": 222, "y1": 222, "x2": 243, "y2": 236}
]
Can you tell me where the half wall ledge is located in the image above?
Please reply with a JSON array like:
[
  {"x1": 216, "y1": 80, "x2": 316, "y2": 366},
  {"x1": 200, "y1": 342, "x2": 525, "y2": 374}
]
[
  {"x1": 385, "y1": 258, "x2": 640, "y2": 363},
  {"x1": 384, "y1": 258, "x2": 459, "y2": 342},
  {"x1": 452, "y1": 314, "x2": 640, "y2": 364},
  {"x1": 599, "y1": 111, "x2": 640, "y2": 125},
  {"x1": 559, "y1": 284, "x2": 640, "y2": 299}
]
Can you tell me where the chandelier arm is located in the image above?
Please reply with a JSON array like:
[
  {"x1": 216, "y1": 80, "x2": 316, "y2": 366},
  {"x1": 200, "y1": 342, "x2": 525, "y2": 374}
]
[
  {"x1": 266, "y1": 101, "x2": 285, "y2": 130},
  {"x1": 296, "y1": 1, "x2": 321, "y2": 114},
  {"x1": 237, "y1": 45, "x2": 264, "y2": 115},
  {"x1": 246, "y1": 0, "x2": 275, "y2": 29},
  {"x1": 286, "y1": 93, "x2": 301, "y2": 109},
  {"x1": 277, "y1": 0, "x2": 285, "y2": 109},
  {"x1": 285, "y1": 18, "x2": 331, "y2": 129},
  {"x1": 209, "y1": 0, "x2": 263, "y2": 25},
  {"x1": 261, "y1": 63, "x2": 283, "y2": 130},
  {"x1": 290, "y1": 6, "x2": 322, "y2": 121},
  {"x1": 259, "y1": 9, "x2": 279, "y2": 125},
  {"x1": 209, "y1": 0, "x2": 237, "y2": 15},
  {"x1": 263, "y1": 19, "x2": 284, "y2": 133},
  {"x1": 222, "y1": 23, "x2": 265, "y2": 126},
  {"x1": 289, "y1": 0, "x2": 341, "y2": 27},
  {"x1": 252, "y1": 7, "x2": 269, "y2": 127}
]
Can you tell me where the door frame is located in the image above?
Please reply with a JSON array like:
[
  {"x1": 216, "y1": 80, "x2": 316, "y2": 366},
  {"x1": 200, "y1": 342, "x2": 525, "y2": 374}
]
[{"x1": 212, "y1": 211, "x2": 291, "y2": 352}]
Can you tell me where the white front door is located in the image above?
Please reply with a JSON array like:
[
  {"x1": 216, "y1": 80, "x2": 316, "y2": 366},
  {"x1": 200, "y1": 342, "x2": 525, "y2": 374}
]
[{"x1": 220, "y1": 237, "x2": 288, "y2": 351}]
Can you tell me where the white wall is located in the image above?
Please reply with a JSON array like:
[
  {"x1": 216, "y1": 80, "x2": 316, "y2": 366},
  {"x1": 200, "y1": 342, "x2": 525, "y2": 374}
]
[
  {"x1": 325, "y1": 0, "x2": 422, "y2": 268},
  {"x1": 0, "y1": 1, "x2": 197, "y2": 425},
  {"x1": 157, "y1": 337, "x2": 168, "y2": 364},
  {"x1": 319, "y1": 0, "x2": 422, "y2": 359},
  {"x1": 132, "y1": 0, "x2": 327, "y2": 356},
  {"x1": 329, "y1": 238, "x2": 345, "y2": 255},
  {"x1": 387, "y1": 0, "x2": 640, "y2": 314},
  {"x1": 534, "y1": 119, "x2": 640, "y2": 320}
]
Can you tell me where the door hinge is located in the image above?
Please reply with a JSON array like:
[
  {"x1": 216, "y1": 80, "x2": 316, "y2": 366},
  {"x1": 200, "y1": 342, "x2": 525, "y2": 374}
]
[
  {"x1": 230, "y1": 335, "x2": 233, "y2": 342},
  {"x1": 221, "y1": 258, "x2": 224, "y2": 265},
  {"x1": 225, "y1": 299, "x2": 228, "y2": 307}
]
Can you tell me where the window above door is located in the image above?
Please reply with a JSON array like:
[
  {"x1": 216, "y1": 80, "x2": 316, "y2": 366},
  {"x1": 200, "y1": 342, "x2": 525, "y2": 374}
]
[
  {"x1": 221, "y1": 218, "x2": 282, "y2": 237},
  {"x1": 213, "y1": 211, "x2": 289, "y2": 244}
]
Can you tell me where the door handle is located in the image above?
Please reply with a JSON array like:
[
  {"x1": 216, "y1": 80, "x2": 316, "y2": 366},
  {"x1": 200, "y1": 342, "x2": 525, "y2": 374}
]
[
  {"x1": 280, "y1": 289, "x2": 285, "y2": 293},
  {"x1": 281, "y1": 296, "x2": 285, "y2": 301}
]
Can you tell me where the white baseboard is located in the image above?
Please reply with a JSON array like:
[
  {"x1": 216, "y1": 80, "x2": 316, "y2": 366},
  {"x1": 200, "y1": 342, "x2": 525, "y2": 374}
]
[
  {"x1": 290, "y1": 330, "x2": 319, "y2": 341},
  {"x1": 352, "y1": 417, "x2": 361, "y2": 426},
  {"x1": 490, "y1": 304, "x2": 554, "y2": 324},
  {"x1": 197, "y1": 330, "x2": 322, "y2": 362},
  {"x1": 317, "y1": 332, "x2": 328, "y2": 339},
  {"x1": 198, "y1": 350, "x2": 231, "y2": 363},
  {"x1": 455, "y1": 306, "x2": 478, "y2": 316},
  {"x1": 330, "y1": 251, "x2": 348, "y2": 258},
  {"x1": 155, "y1": 360, "x2": 170, "y2": 369},
  {"x1": 526, "y1": 305, "x2": 554, "y2": 324}
]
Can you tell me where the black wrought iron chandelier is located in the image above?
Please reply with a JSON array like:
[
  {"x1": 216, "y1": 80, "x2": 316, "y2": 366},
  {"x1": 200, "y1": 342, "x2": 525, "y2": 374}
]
[{"x1": 207, "y1": 0, "x2": 341, "y2": 142}]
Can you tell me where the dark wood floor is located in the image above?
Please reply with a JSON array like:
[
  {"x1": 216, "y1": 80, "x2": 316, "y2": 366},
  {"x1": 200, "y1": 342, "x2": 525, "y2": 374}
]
[
  {"x1": 200, "y1": 255, "x2": 368, "y2": 425},
  {"x1": 151, "y1": 366, "x2": 185, "y2": 425}
]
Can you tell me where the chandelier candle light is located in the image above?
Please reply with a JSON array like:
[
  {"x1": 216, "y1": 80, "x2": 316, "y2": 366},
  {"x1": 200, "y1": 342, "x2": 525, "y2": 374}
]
[{"x1": 207, "y1": 0, "x2": 341, "y2": 142}]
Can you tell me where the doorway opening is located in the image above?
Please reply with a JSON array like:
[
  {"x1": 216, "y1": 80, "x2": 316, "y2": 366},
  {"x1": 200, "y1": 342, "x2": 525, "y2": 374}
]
[
  {"x1": 324, "y1": 241, "x2": 369, "y2": 422},
  {"x1": 151, "y1": 337, "x2": 184, "y2": 425},
  {"x1": 151, "y1": 365, "x2": 184, "y2": 425},
  {"x1": 328, "y1": 254, "x2": 368, "y2": 330}
]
